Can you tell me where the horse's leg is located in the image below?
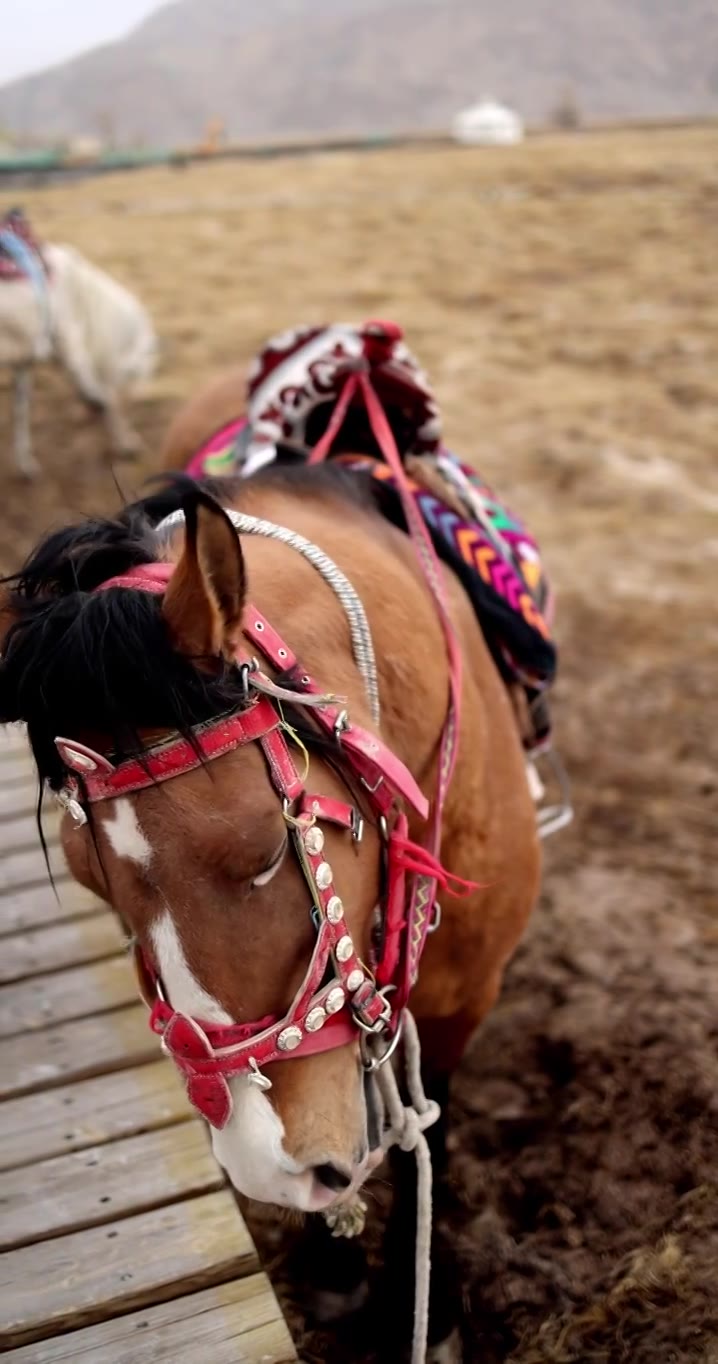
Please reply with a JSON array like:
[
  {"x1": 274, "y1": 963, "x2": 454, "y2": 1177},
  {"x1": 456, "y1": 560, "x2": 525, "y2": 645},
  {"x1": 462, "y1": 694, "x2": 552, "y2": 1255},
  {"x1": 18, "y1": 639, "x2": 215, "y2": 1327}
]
[
  {"x1": 375, "y1": 978, "x2": 508, "y2": 1364},
  {"x1": 279, "y1": 1068, "x2": 381, "y2": 1346},
  {"x1": 102, "y1": 390, "x2": 144, "y2": 457},
  {"x1": 53, "y1": 317, "x2": 140, "y2": 455},
  {"x1": 423, "y1": 1076, "x2": 463, "y2": 1364},
  {"x1": 13, "y1": 367, "x2": 39, "y2": 479},
  {"x1": 289, "y1": 1212, "x2": 370, "y2": 1327},
  {"x1": 376, "y1": 1071, "x2": 463, "y2": 1364},
  {"x1": 54, "y1": 315, "x2": 107, "y2": 411},
  {"x1": 290, "y1": 1068, "x2": 383, "y2": 1332}
]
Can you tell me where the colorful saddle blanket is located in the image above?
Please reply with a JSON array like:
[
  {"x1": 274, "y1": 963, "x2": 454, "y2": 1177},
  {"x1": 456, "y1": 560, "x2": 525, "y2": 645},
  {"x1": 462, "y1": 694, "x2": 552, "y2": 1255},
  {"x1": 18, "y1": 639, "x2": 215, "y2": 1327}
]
[
  {"x1": 340, "y1": 450, "x2": 555, "y2": 695},
  {"x1": 187, "y1": 321, "x2": 557, "y2": 751}
]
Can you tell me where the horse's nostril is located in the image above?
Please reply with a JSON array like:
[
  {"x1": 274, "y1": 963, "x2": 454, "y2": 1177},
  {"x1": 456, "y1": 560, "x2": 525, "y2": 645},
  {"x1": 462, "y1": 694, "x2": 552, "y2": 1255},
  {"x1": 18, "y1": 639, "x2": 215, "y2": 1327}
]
[{"x1": 313, "y1": 1162, "x2": 353, "y2": 1192}]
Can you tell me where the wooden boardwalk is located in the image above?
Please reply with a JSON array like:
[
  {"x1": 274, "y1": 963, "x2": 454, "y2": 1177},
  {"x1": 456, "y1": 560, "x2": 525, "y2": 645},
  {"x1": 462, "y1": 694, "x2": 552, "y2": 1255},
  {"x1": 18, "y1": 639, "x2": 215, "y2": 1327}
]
[{"x1": 0, "y1": 728, "x2": 297, "y2": 1362}]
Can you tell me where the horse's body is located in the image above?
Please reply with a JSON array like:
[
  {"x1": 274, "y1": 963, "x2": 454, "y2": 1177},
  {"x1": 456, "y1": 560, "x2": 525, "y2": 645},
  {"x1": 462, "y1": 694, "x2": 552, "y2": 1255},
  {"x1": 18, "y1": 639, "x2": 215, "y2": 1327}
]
[
  {"x1": 166, "y1": 471, "x2": 540, "y2": 1074},
  {"x1": 0, "y1": 240, "x2": 157, "y2": 476},
  {"x1": 0, "y1": 339, "x2": 544, "y2": 1356},
  {"x1": 160, "y1": 364, "x2": 247, "y2": 473},
  {"x1": 159, "y1": 363, "x2": 542, "y2": 1088}
]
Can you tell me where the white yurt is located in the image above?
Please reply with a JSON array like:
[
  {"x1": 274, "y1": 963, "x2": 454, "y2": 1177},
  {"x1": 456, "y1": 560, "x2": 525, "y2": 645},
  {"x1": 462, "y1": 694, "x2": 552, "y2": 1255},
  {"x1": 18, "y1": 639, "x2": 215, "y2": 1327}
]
[
  {"x1": 451, "y1": 100, "x2": 524, "y2": 146},
  {"x1": 65, "y1": 135, "x2": 104, "y2": 164}
]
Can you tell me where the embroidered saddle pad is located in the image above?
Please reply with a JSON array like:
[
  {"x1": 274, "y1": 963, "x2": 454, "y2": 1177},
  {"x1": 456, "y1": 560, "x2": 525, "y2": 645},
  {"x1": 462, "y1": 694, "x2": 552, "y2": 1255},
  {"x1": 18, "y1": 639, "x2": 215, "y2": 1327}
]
[{"x1": 187, "y1": 321, "x2": 557, "y2": 752}]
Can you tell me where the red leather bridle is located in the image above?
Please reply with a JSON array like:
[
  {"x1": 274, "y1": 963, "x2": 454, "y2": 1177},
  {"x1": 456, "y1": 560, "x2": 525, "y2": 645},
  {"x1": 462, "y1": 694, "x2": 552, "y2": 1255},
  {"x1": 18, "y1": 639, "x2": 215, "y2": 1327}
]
[
  {"x1": 54, "y1": 348, "x2": 470, "y2": 1131},
  {"x1": 55, "y1": 563, "x2": 471, "y2": 1129}
]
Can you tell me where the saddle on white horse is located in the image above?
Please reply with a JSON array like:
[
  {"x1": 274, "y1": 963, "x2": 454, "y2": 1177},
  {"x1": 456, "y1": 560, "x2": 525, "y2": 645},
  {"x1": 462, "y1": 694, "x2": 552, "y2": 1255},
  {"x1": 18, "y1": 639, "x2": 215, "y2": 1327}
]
[{"x1": 0, "y1": 208, "x2": 49, "y2": 282}]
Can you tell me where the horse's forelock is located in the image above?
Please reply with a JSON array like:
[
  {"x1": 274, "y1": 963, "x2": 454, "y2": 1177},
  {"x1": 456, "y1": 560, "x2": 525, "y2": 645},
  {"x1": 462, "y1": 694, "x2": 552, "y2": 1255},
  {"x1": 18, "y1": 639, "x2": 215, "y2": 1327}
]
[
  {"x1": 0, "y1": 493, "x2": 248, "y2": 789},
  {"x1": 3, "y1": 510, "x2": 158, "y2": 602}
]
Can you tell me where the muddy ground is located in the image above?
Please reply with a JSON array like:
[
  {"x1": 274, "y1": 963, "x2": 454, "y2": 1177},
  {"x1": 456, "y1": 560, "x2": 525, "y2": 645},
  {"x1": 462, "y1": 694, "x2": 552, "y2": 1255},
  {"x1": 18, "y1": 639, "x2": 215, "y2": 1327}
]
[{"x1": 1, "y1": 126, "x2": 716, "y2": 1362}]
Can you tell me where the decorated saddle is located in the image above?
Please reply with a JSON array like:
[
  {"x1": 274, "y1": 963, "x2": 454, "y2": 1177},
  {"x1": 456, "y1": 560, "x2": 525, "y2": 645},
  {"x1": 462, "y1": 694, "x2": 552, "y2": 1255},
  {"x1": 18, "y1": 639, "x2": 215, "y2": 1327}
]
[{"x1": 186, "y1": 321, "x2": 557, "y2": 754}]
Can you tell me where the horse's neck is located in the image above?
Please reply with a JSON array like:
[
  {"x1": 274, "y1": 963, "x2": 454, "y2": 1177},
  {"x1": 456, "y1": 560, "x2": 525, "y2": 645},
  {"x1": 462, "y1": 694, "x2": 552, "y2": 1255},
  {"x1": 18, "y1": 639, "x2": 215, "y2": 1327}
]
[
  {"x1": 224, "y1": 479, "x2": 457, "y2": 793},
  {"x1": 214, "y1": 476, "x2": 535, "y2": 880}
]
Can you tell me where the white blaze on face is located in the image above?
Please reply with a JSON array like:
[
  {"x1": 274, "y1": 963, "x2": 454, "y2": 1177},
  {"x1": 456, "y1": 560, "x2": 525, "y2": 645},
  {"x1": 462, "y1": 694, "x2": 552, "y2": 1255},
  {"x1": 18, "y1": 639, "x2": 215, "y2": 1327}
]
[
  {"x1": 102, "y1": 798, "x2": 152, "y2": 869},
  {"x1": 149, "y1": 908, "x2": 328, "y2": 1210}
]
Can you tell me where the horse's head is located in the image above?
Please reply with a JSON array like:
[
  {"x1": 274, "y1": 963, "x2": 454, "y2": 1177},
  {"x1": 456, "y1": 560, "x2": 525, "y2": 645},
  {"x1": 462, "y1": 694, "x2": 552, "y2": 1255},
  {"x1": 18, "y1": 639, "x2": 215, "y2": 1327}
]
[{"x1": 0, "y1": 486, "x2": 390, "y2": 1212}]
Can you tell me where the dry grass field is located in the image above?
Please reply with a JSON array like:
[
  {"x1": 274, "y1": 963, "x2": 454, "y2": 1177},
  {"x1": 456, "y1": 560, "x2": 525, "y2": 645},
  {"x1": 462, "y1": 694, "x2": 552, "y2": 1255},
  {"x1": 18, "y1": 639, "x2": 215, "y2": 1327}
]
[{"x1": 1, "y1": 125, "x2": 717, "y2": 1362}]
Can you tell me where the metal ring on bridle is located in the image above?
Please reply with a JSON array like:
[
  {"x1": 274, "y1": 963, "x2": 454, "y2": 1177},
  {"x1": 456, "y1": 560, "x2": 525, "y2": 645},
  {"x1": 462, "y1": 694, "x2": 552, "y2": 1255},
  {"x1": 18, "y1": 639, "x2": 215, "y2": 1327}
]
[
  {"x1": 361, "y1": 1010, "x2": 404, "y2": 1072},
  {"x1": 239, "y1": 658, "x2": 258, "y2": 701},
  {"x1": 333, "y1": 709, "x2": 350, "y2": 740},
  {"x1": 427, "y1": 901, "x2": 442, "y2": 934}
]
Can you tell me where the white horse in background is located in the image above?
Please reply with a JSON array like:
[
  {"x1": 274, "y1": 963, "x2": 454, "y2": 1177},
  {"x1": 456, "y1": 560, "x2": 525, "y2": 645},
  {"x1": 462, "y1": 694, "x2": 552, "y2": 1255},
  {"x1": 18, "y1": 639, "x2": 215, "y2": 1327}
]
[{"x1": 0, "y1": 240, "x2": 157, "y2": 478}]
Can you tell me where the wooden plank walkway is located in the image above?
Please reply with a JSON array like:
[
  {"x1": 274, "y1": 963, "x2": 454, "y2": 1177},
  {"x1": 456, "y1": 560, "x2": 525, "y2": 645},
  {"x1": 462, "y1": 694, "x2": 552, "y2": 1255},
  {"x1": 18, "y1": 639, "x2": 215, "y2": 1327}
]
[{"x1": 0, "y1": 728, "x2": 297, "y2": 1361}]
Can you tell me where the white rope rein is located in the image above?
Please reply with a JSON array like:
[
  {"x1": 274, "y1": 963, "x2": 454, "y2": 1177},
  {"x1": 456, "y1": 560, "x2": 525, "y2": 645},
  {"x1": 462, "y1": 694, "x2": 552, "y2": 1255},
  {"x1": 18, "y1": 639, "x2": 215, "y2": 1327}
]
[
  {"x1": 378, "y1": 1011, "x2": 441, "y2": 1364},
  {"x1": 321, "y1": 1012, "x2": 440, "y2": 1363},
  {"x1": 155, "y1": 507, "x2": 381, "y2": 728}
]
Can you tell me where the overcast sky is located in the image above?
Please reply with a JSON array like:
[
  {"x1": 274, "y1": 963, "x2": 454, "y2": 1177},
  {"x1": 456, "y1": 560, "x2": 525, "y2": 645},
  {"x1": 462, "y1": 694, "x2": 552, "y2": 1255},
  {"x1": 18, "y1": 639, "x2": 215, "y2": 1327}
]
[{"x1": 0, "y1": 1, "x2": 162, "y2": 85}]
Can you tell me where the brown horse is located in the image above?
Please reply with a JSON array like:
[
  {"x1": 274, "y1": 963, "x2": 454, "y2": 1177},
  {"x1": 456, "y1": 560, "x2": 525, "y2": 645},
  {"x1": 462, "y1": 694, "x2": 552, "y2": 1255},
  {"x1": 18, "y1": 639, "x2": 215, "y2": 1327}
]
[
  {"x1": 160, "y1": 364, "x2": 248, "y2": 472},
  {"x1": 0, "y1": 393, "x2": 541, "y2": 1359}
]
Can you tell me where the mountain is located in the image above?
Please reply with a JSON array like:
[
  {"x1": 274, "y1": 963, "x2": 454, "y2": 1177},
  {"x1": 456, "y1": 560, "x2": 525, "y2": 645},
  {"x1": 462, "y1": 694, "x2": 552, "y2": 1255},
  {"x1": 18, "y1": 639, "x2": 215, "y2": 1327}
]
[{"x1": 1, "y1": 0, "x2": 716, "y2": 148}]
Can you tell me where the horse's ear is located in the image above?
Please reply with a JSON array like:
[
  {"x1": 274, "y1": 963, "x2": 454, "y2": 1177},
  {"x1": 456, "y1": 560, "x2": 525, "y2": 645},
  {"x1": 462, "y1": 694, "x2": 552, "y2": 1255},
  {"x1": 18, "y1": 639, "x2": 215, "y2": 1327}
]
[{"x1": 162, "y1": 494, "x2": 245, "y2": 662}]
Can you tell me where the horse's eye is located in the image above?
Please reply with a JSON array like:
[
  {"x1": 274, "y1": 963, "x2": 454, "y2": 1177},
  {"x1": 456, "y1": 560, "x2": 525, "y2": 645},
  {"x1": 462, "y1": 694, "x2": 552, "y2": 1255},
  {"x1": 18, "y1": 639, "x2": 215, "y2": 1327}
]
[{"x1": 251, "y1": 836, "x2": 288, "y2": 888}]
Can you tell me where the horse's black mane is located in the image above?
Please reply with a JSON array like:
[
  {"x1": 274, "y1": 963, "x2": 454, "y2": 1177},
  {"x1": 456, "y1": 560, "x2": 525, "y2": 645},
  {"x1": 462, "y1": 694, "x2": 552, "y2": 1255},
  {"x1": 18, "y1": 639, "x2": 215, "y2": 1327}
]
[
  {"x1": 0, "y1": 462, "x2": 384, "y2": 793},
  {"x1": 0, "y1": 477, "x2": 250, "y2": 790}
]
